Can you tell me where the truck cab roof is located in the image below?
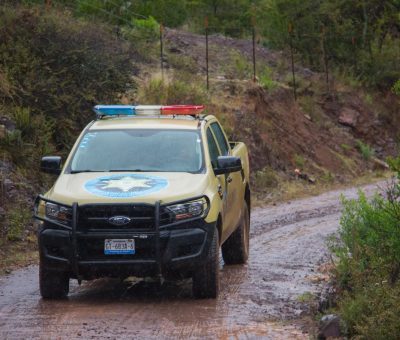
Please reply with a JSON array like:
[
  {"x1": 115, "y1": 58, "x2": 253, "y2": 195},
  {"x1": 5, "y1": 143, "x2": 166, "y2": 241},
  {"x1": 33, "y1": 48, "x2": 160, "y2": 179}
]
[{"x1": 89, "y1": 115, "x2": 215, "y2": 131}]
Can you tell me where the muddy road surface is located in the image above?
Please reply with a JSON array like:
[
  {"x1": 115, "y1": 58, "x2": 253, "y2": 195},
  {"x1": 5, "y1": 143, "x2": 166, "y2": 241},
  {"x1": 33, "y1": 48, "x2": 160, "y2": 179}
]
[{"x1": 0, "y1": 182, "x2": 384, "y2": 339}]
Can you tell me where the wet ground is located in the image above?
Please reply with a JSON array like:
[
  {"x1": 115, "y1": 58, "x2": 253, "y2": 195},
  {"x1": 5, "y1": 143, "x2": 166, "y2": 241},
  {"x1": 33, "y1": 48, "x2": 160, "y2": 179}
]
[{"x1": 0, "y1": 182, "x2": 385, "y2": 339}]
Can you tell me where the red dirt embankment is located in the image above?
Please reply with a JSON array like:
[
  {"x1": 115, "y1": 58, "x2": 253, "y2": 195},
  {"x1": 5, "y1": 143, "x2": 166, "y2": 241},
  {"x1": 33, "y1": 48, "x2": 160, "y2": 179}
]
[{"x1": 231, "y1": 86, "x2": 398, "y2": 178}]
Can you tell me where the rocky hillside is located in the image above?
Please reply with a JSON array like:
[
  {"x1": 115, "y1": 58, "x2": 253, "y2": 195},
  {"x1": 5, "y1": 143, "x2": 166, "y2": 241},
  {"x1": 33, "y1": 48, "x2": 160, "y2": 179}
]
[{"x1": 162, "y1": 29, "x2": 398, "y2": 184}]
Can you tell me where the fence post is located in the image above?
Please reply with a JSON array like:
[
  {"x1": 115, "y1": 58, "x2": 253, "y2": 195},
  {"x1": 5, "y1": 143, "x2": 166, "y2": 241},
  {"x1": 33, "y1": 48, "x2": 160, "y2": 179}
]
[
  {"x1": 160, "y1": 23, "x2": 164, "y2": 81},
  {"x1": 352, "y1": 36, "x2": 357, "y2": 71},
  {"x1": 205, "y1": 16, "x2": 209, "y2": 90},
  {"x1": 288, "y1": 23, "x2": 297, "y2": 101},
  {"x1": 321, "y1": 25, "x2": 329, "y2": 93},
  {"x1": 252, "y1": 17, "x2": 256, "y2": 82}
]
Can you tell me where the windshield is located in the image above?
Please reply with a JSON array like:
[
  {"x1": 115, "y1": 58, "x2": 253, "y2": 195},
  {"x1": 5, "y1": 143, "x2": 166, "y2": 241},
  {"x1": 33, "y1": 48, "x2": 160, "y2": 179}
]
[{"x1": 69, "y1": 129, "x2": 204, "y2": 173}]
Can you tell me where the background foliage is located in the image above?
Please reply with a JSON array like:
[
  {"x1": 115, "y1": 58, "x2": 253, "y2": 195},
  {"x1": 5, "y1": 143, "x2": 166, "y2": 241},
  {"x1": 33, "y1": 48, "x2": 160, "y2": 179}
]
[
  {"x1": 16, "y1": 0, "x2": 400, "y2": 89},
  {"x1": 0, "y1": 5, "x2": 137, "y2": 154}
]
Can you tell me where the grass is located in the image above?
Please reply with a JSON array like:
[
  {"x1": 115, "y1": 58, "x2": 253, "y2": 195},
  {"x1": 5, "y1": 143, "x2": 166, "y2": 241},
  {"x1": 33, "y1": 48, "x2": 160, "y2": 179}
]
[
  {"x1": 392, "y1": 79, "x2": 400, "y2": 96},
  {"x1": 364, "y1": 93, "x2": 373, "y2": 105},
  {"x1": 334, "y1": 67, "x2": 363, "y2": 89},
  {"x1": 223, "y1": 50, "x2": 252, "y2": 80},
  {"x1": 0, "y1": 238, "x2": 38, "y2": 275},
  {"x1": 137, "y1": 75, "x2": 208, "y2": 105},
  {"x1": 297, "y1": 291, "x2": 315, "y2": 303},
  {"x1": 356, "y1": 140, "x2": 375, "y2": 161},
  {"x1": 332, "y1": 151, "x2": 358, "y2": 177},
  {"x1": 167, "y1": 53, "x2": 198, "y2": 73},
  {"x1": 254, "y1": 167, "x2": 279, "y2": 188},
  {"x1": 294, "y1": 154, "x2": 306, "y2": 168},
  {"x1": 252, "y1": 170, "x2": 391, "y2": 207},
  {"x1": 320, "y1": 171, "x2": 335, "y2": 183},
  {"x1": 258, "y1": 66, "x2": 277, "y2": 90},
  {"x1": 6, "y1": 205, "x2": 31, "y2": 241},
  {"x1": 340, "y1": 143, "x2": 352, "y2": 152}
]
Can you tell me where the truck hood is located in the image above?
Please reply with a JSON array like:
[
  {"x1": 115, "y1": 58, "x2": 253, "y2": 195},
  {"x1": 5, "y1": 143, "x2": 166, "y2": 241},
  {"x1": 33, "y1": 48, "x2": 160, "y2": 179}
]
[{"x1": 46, "y1": 172, "x2": 209, "y2": 205}]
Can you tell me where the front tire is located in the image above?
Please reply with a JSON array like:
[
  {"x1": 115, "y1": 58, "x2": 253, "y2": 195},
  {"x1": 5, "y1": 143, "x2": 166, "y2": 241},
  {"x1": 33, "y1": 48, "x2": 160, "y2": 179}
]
[
  {"x1": 222, "y1": 201, "x2": 250, "y2": 265},
  {"x1": 39, "y1": 262, "x2": 69, "y2": 299},
  {"x1": 192, "y1": 229, "x2": 220, "y2": 299}
]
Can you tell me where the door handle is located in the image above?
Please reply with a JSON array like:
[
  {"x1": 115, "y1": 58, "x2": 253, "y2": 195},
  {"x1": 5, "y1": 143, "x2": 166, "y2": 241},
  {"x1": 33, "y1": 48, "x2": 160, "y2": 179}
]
[{"x1": 227, "y1": 176, "x2": 233, "y2": 183}]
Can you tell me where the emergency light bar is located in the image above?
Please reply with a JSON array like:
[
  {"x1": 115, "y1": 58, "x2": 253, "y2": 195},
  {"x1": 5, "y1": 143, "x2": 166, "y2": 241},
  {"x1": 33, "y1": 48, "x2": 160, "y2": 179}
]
[{"x1": 94, "y1": 104, "x2": 205, "y2": 118}]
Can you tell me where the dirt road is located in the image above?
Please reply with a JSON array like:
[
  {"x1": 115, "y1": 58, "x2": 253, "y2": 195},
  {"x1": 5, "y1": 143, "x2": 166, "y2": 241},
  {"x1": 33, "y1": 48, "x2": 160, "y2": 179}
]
[{"x1": 0, "y1": 182, "x2": 384, "y2": 339}]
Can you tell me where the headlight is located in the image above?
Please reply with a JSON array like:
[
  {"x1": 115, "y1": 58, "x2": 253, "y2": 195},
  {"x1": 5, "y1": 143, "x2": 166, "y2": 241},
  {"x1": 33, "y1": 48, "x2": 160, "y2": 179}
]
[
  {"x1": 166, "y1": 197, "x2": 208, "y2": 221},
  {"x1": 34, "y1": 198, "x2": 46, "y2": 220},
  {"x1": 45, "y1": 202, "x2": 72, "y2": 225}
]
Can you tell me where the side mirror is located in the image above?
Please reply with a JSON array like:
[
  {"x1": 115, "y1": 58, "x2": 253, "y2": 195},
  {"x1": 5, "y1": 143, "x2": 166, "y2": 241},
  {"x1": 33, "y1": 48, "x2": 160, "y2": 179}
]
[
  {"x1": 214, "y1": 156, "x2": 242, "y2": 175},
  {"x1": 41, "y1": 156, "x2": 62, "y2": 175}
]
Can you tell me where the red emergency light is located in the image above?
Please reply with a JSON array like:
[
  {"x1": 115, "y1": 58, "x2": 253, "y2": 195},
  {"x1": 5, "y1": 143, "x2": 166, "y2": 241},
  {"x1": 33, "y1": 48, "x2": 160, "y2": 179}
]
[{"x1": 161, "y1": 105, "x2": 205, "y2": 115}]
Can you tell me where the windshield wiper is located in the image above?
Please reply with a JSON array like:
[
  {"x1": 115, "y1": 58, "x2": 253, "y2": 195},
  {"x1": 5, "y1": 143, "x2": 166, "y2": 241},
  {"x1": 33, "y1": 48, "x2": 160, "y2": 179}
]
[
  {"x1": 108, "y1": 169, "x2": 160, "y2": 172},
  {"x1": 70, "y1": 170, "x2": 105, "y2": 174}
]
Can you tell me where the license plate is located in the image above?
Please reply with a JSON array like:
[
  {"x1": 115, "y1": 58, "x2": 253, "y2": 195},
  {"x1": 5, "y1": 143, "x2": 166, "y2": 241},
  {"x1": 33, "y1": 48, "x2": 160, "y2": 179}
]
[{"x1": 104, "y1": 239, "x2": 135, "y2": 255}]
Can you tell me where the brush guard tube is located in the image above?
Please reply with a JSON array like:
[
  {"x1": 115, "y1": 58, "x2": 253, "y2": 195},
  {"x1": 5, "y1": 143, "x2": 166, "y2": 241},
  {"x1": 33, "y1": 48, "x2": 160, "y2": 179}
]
[{"x1": 34, "y1": 195, "x2": 213, "y2": 281}]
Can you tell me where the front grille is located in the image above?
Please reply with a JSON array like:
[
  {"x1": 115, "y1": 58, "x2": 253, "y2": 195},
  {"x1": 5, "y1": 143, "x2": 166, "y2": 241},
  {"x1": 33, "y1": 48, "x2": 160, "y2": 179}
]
[{"x1": 78, "y1": 204, "x2": 174, "y2": 231}]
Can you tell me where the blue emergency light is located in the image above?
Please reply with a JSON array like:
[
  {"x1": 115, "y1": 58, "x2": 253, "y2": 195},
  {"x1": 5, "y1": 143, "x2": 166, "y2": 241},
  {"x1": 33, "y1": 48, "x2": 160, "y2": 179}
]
[{"x1": 93, "y1": 105, "x2": 136, "y2": 116}]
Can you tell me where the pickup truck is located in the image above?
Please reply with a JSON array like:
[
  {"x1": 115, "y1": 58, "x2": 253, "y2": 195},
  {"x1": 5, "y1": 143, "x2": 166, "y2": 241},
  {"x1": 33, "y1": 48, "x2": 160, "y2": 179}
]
[{"x1": 34, "y1": 104, "x2": 251, "y2": 299}]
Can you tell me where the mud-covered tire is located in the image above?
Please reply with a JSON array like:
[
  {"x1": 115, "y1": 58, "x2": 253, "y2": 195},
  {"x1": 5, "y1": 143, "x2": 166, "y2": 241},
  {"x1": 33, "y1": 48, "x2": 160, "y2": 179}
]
[
  {"x1": 192, "y1": 229, "x2": 219, "y2": 299},
  {"x1": 39, "y1": 263, "x2": 69, "y2": 299},
  {"x1": 222, "y1": 201, "x2": 250, "y2": 265}
]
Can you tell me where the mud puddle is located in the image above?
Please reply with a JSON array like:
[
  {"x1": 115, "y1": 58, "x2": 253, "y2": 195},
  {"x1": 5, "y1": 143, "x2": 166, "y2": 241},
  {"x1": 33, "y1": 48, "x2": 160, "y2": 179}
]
[{"x1": 0, "y1": 181, "x2": 385, "y2": 339}]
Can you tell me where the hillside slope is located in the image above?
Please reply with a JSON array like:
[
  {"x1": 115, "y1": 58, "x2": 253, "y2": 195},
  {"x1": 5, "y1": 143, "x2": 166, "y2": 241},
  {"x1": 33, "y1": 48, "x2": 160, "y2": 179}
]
[{"x1": 161, "y1": 28, "x2": 398, "y2": 186}]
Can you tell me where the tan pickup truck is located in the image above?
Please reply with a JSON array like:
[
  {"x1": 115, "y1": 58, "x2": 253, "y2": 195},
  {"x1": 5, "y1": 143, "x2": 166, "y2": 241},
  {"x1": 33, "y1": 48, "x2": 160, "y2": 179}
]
[{"x1": 34, "y1": 105, "x2": 251, "y2": 299}]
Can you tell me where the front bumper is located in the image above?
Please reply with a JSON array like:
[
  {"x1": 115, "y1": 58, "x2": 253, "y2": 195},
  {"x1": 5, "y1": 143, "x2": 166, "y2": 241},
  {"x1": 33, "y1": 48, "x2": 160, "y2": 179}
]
[{"x1": 36, "y1": 197, "x2": 216, "y2": 280}]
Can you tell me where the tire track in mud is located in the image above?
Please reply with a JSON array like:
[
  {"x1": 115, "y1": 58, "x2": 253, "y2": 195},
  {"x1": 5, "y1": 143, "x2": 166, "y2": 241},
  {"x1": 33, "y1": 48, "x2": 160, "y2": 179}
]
[{"x1": 0, "y1": 182, "x2": 385, "y2": 339}]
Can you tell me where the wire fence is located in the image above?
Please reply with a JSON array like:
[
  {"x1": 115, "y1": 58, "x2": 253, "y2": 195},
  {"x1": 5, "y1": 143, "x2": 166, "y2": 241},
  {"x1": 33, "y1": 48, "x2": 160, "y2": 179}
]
[
  {"x1": 158, "y1": 21, "x2": 400, "y2": 101},
  {"x1": 27, "y1": 1, "x2": 400, "y2": 101}
]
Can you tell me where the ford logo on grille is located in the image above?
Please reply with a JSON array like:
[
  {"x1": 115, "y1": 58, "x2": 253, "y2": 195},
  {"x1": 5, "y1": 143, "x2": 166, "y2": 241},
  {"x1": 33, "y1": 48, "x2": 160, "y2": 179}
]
[{"x1": 108, "y1": 216, "x2": 131, "y2": 226}]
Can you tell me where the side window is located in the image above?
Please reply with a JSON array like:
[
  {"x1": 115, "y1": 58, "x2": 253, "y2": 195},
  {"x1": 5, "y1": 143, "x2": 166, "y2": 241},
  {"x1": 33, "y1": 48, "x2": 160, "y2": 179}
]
[
  {"x1": 206, "y1": 128, "x2": 220, "y2": 168},
  {"x1": 211, "y1": 122, "x2": 229, "y2": 156}
]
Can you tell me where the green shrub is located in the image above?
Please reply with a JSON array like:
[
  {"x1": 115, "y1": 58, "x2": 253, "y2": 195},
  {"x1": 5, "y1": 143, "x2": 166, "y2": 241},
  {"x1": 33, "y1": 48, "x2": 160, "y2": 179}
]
[
  {"x1": 336, "y1": 191, "x2": 400, "y2": 285},
  {"x1": 320, "y1": 170, "x2": 335, "y2": 183},
  {"x1": 2, "y1": 130, "x2": 23, "y2": 147},
  {"x1": 254, "y1": 167, "x2": 278, "y2": 188},
  {"x1": 223, "y1": 51, "x2": 251, "y2": 80},
  {"x1": 339, "y1": 284, "x2": 400, "y2": 339},
  {"x1": 167, "y1": 54, "x2": 197, "y2": 73},
  {"x1": 7, "y1": 205, "x2": 31, "y2": 241},
  {"x1": 294, "y1": 154, "x2": 305, "y2": 168},
  {"x1": 340, "y1": 143, "x2": 352, "y2": 152},
  {"x1": 0, "y1": 6, "x2": 137, "y2": 149},
  {"x1": 13, "y1": 107, "x2": 31, "y2": 136},
  {"x1": 364, "y1": 93, "x2": 373, "y2": 105},
  {"x1": 259, "y1": 66, "x2": 277, "y2": 90},
  {"x1": 330, "y1": 157, "x2": 400, "y2": 337},
  {"x1": 137, "y1": 77, "x2": 207, "y2": 105},
  {"x1": 392, "y1": 80, "x2": 400, "y2": 96},
  {"x1": 122, "y1": 16, "x2": 159, "y2": 43},
  {"x1": 356, "y1": 140, "x2": 375, "y2": 161},
  {"x1": 387, "y1": 156, "x2": 400, "y2": 175}
]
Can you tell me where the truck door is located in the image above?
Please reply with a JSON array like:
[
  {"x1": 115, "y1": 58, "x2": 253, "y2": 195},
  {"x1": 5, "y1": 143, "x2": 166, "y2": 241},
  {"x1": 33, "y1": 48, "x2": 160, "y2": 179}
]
[
  {"x1": 210, "y1": 122, "x2": 242, "y2": 236},
  {"x1": 206, "y1": 127, "x2": 229, "y2": 238}
]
